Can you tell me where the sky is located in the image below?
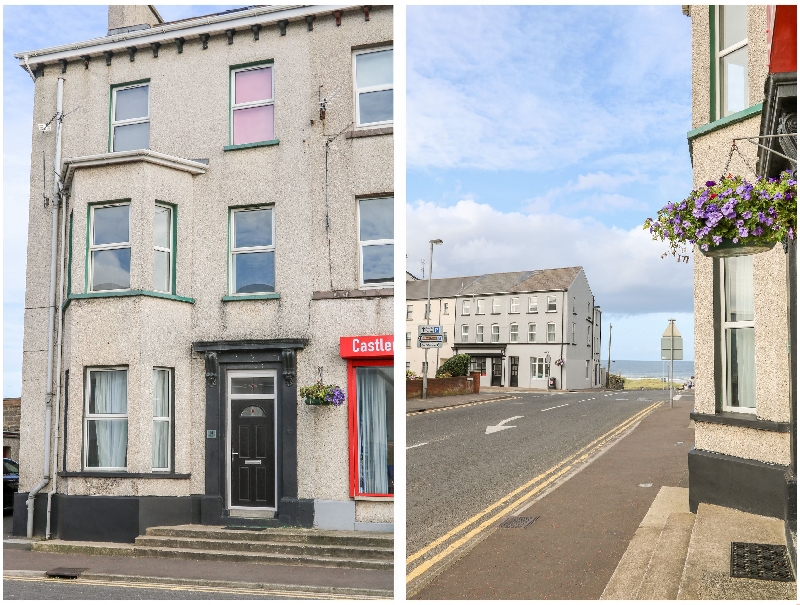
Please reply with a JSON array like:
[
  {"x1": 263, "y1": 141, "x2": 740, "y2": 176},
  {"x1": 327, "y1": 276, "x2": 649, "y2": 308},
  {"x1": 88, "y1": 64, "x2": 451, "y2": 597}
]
[
  {"x1": 3, "y1": 5, "x2": 239, "y2": 397},
  {"x1": 406, "y1": 5, "x2": 695, "y2": 362}
]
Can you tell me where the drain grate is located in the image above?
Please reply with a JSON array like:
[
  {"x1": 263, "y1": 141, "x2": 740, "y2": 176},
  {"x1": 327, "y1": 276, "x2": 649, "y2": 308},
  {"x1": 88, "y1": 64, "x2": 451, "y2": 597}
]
[
  {"x1": 730, "y1": 543, "x2": 795, "y2": 582},
  {"x1": 46, "y1": 567, "x2": 87, "y2": 579},
  {"x1": 498, "y1": 515, "x2": 539, "y2": 529}
]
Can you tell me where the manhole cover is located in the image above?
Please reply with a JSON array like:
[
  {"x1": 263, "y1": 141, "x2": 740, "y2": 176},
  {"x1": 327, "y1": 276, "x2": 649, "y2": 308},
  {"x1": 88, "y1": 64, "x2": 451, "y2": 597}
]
[
  {"x1": 45, "y1": 567, "x2": 87, "y2": 579},
  {"x1": 730, "y1": 543, "x2": 795, "y2": 582},
  {"x1": 498, "y1": 515, "x2": 539, "y2": 529}
]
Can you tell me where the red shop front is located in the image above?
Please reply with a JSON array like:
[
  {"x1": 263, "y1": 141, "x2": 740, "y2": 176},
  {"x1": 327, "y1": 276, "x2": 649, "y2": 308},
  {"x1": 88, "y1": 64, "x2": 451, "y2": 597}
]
[{"x1": 339, "y1": 335, "x2": 394, "y2": 500}]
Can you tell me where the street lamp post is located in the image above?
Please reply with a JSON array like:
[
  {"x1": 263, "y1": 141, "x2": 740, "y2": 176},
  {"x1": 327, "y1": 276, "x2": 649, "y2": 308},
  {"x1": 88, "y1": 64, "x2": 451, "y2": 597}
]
[{"x1": 423, "y1": 239, "x2": 443, "y2": 399}]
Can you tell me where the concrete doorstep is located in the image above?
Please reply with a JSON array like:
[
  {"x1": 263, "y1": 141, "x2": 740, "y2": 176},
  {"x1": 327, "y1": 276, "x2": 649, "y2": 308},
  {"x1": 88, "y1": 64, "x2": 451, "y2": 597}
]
[{"x1": 601, "y1": 486, "x2": 797, "y2": 600}]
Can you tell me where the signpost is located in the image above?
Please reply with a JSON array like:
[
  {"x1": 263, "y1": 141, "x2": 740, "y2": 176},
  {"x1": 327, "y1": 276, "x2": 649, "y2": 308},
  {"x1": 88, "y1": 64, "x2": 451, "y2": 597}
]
[
  {"x1": 418, "y1": 326, "x2": 444, "y2": 349},
  {"x1": 661, "y1": 320, "x2": 683, "y2": 408}
]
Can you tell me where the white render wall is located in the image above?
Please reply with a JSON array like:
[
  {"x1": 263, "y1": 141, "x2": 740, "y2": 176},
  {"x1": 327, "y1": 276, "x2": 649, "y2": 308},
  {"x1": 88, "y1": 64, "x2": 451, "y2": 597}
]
[{"x1": 19, "y1": 6, "x2": 393, "y2": 523}]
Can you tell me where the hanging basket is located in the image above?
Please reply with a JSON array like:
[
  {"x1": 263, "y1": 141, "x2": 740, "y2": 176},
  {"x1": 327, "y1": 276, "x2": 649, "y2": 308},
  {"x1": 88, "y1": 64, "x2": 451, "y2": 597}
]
[
  {"x1": 304, "y1": 395, "x2": 330, "y2": 406},
  {"x1": 700, "y1": 238, "x2": 777, "y2": 258}
]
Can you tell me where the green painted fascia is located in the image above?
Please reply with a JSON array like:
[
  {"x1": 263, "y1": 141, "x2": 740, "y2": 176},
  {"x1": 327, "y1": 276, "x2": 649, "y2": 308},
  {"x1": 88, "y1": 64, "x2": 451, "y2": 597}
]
[
  {"x1": 156, "y1": 200, "x2": 178, "y2": 295},
  {"x1": 67, "y1": 211, "x2": 73, "y2": 297},
  {"x1": 228, "y1": 60, "x2": 274, "y2": 145},
  {"x1": 222, "y1": 293, "x2": 280, "y2": 302},
  {"x1": 686, "y1": 103, "x2": 763, "y2": 141},
  {"x1": 109, "y1": 79, "x2": 151, "y2": 152},
  {"x1": 223, "y1": 140, "x2": 279, "y2": 152},
  {"x1": 65, "y1": 290, "x2": 195, "y2": 309},
  {"x1": 709, "y1": 6, "x2": 716, "y2": 123}
]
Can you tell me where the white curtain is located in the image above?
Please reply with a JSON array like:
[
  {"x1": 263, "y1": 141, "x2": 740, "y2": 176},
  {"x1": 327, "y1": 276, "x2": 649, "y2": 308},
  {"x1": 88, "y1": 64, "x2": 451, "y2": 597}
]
[
  {"x1": 89, "y1": 370, "x2": 127, "y2": 468},
  {"x1": 724, "y1": 256, "x2": 754, "y2": 322},
  {"x1": 728, "y1": 328, "x2": 756, "y2": 408},
  {"x1": 358, "y1": 368, "x2": 388, "y2": 494},
  {"x1": 153, "y1": 369, "x2": 170, "y2": 469}
]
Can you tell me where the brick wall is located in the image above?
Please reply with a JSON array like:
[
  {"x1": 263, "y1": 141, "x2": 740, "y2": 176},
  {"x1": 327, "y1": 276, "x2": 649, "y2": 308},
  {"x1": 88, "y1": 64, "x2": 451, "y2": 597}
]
[
  {"x1": 406, "y1": 376, "x2": 476, "y2": 399},
  {"x1": 3, "y1": 398, "x2": 21, "y2": 432}
]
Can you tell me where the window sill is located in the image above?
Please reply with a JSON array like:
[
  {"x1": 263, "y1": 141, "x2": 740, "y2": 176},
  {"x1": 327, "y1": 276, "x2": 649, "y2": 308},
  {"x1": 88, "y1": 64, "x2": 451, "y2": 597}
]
[
  {"x1": 312, "y1": 288, "x2": 393, "y2": 300},
  {"x1": 222, "y1": 293, "x2": 280, "y2": 302},
  {"x1": 64, "y1": 290, "x2": 194, "y2": 310},
  {"x1": 690, "y1": 411, "x2": 790, "y2": 433},
  {"x1": 686, "y1": 103, "x2": 763, "y2": 142},
  {"x1": 223, "y1": 139, "x2": 280, "y2": 152},
  {"x1": 354, "y1": 495, "x2": 394, "y2": 501},
  {"x1": 346, "y1": 126, "x2": 393, "y2": 139},
  {"x1": 59, "y1": 471, "x2": 191, "y2": 479}
]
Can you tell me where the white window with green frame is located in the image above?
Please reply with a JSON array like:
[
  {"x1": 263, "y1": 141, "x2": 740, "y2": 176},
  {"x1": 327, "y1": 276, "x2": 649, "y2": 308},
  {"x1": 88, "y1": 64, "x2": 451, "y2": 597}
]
[
  {"x1": 152, "y1": 368, "x2": 172, "y2": 471},
  {"x1": 720, "y1": 255, "x2": 755, "y2": 412},
  {"x1": 153, "y1": 203, "x2": 174, "y2": 294},
  {"x1": 358, "y1": 197, "x2": 394, "y2": 287},
  {"x1": 88, "y1": 202, "x2": 131, "y2": 292},
  {"x1": 110, "y1": 81, "x2": 150, "y2": 152},
  {"x1": 353, "y1": 47, "x2": 393, "y2": 128},
  {"x1": 229, "y1": 62, "x2": 275, "y2": 147},
  {"x1": 229, "y1": 206, "x2": 275, "y2": 295},
  {"x1": 715, "y1": 5, "x2": 748, "y2": 118},
  {"x1": 84, "y1": 367, "x2": 128, "y2": 470}
]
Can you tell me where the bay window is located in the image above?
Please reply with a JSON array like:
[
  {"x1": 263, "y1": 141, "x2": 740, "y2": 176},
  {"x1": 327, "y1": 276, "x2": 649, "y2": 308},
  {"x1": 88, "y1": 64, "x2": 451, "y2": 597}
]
[
  {"x1": 89, "y1": 203, "x2": 131, "y2": 292},
  {"x1": 152, "y1": 368, "x2": 172, "y2": 471},
  {"x1": 153, "y1": 203, "x2": 173, "y2": 294},
  {"x1": 84, "y1": 368, "x2": 128, "y2": 469}
]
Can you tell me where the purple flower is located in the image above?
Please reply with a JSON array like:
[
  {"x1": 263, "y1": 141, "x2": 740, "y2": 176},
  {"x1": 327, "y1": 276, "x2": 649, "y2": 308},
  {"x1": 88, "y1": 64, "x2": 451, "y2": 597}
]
[
  {"x1": 701, "y1": 244, "x2": 709, "y2": 251},
  {"x1": 722, "y1": 188, "x2": 733, "y2": 197},
  {"x1": 773, "y1": 192, "x2": 784, "y2": 200},
  {"x1": 790, "y1": 228, "x2": 795, "y2": 240},
  {"x1": 736, "y1": 184, "x2": 746, "y2": 195},
  {"x1": 705, "y1": 180, "x2": 716, "y2": 187},
  {"x1": 721, "y1": 201, "x2": 737, "y2": 218},
  {"x1": 741, "y1": 210, "x2": 752, "y2": 219},
  {"x1": 752, "y1": 226, "x2": 763, "y2": 236},
  {"x1": 739, "y1": 227, "x2": 749, "y2": 238},
  {"x1": 712, "y1": 235, "x2": 723, "y2": 245},
  {"x1": 769, "y1": 207, "x2": 776, "y2": 217},
  {"x1": 741, "y1": 192, "x2": 751, "y2": 200},
  {"x1": 683, "y1": 220, "x2": 692, "y2": 229},
  {"x1": 735, "y1": 220, "x2": 744, "y2": 228},
  {"x1": 733, "y1": 237, "x2": 739, "y2": 243}
]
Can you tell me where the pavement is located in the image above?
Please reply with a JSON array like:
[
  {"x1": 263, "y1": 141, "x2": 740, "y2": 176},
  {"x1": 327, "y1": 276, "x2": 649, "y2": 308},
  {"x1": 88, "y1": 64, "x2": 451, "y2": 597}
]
[
  {"x1": 3, "y1": 515, "x2": 392, "y2": 599},
  {"x1": 408, "y1": 390, "x2": 694, "y2": 599}
]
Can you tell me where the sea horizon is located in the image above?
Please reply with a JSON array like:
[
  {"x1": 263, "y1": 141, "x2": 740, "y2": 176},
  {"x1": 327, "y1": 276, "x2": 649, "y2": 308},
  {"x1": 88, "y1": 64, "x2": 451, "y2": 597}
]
[{"x1": 600, "y1": 359, "x2": 695, "y2": 381}]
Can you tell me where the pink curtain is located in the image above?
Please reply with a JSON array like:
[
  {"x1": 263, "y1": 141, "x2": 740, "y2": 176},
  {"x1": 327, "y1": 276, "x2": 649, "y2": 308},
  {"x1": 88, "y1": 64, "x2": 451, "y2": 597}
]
[
  {"x1": 233, "y1": 105, "x2": 274, "y2": 145},
  {"x1": 235, "y1": 67, "x2": 272, "y2": 104}
]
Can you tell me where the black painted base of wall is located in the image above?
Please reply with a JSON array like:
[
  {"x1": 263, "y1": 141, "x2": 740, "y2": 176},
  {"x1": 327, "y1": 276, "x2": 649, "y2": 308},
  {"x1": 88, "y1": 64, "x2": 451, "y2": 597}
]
[
  {"x1": 13, "y1": 493, "x2": 315, "y2": 542},
  {"x1": 688, "y1": 449, "x2": 789, "y2": 519},
  {"x1": 785, "y1": 470, "x2": 797, "y2": 574}
]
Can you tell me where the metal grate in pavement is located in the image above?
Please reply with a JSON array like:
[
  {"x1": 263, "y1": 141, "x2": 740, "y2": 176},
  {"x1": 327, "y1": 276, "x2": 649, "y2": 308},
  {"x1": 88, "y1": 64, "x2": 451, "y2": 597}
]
[
  {"x1": 45, "y1": 567, "x2": 87, "y2": 579},
  {"x1": 730, "y1": 542, "x2": 795, "y2": 582},
  {"x1": 498, "y1": 515, "x2": 539, "y2": 529}
]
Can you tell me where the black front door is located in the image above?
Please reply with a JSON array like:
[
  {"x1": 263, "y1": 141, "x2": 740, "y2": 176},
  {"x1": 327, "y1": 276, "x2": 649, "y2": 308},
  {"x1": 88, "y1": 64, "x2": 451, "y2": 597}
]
[
  {"x1": 229, "y1": 374, "x2": 276, "y2": 509},
  {"x1": 492, "y1": 358, "x2": 502, "y2": 386},
  {"x1": 510, "y1": 357, "x2": 519, "y2": 387}
]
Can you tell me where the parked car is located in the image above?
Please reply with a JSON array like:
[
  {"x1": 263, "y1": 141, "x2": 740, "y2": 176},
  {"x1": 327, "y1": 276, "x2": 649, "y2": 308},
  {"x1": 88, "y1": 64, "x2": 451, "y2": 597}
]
[{"x1": 4, "y1": 458, "x2": 19, "y2": 513}]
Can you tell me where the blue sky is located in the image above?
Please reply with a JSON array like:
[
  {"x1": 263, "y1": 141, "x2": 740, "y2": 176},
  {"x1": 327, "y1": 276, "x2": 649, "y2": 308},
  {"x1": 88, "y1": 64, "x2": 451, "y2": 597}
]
[
  {"x1": 406, "y1": 5, "x2": 695, "y2": 361},
  {"x1": 3, "y1": 5, "x2": 240, "y2": 397}
]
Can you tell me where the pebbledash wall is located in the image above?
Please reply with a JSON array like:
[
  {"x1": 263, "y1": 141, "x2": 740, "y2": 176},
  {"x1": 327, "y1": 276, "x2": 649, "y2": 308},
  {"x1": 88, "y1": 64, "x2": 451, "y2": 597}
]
[
  {"x1": 14, "y1": 5, "x2": 393, "y2": 542},
  {"x1": 686, "y1": 2, "x2": 795, "y2": 547}
]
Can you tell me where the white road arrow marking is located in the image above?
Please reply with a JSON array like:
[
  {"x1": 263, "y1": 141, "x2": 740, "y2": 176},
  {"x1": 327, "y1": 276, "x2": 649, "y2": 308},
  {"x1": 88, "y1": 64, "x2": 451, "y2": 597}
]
[
  {"x1": 485, "y1": 416, "x2": 523, "y2": 434},
  {"x1": 407, "y1": 442, "x2": 428, "y2": 450}
]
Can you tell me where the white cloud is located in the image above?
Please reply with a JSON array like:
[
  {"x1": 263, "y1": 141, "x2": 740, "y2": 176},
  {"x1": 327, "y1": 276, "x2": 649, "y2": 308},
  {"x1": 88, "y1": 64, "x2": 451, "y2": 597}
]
[{"x1": 407, "y1": 198, "x2": 693, "y2": 315}]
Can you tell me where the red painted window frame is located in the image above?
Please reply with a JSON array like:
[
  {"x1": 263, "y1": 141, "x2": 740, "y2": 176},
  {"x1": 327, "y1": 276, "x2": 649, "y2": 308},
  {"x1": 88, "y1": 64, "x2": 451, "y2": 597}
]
[{"x1": 347, "y1": 358, "x2": 394, "y2": 499}]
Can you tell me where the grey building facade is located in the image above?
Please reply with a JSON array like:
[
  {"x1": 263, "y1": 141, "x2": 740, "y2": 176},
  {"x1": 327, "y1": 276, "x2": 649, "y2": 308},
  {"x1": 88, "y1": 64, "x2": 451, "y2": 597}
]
[{"x1": 14, "y1": 5, "x2": 394, "y2": 542}]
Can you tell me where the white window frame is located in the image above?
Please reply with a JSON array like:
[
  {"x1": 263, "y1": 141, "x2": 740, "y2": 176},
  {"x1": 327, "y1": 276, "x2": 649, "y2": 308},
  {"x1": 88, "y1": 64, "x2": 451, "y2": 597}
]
[
  {"x1": 462, "y1": 300, "x2": 470, "y2": 315},
  {"x1": 152, "y1": 367, "x2": 172, "y2": 472},
  {"x1": 89, "y1": 202, "x2": 132, "y2": 293},
  {"x1": 715, "y1": 6, "x2": 748, "y2": 119},
  {"x1": 491, "y1": 324, "x2": 500, "y2": 343},
  {"x1": 406, "y1": 305, "x2": 413, "y2": 320},
  {"x1": 547, "y1": 322, "x2": 556, "y2": 343},
  {"x1": 111, "y1": 82, "x2": 150, "y2": 152},
  {"x1": 406, "y1": 332, "x2": 411, "y2": 348},
  {"x1": 230, "y1": 63, "x2": 275, "y2": 145},
  {"x1": 492, "y1": 298, "x2": 500, "y2": 314},
  {"x1": 509, "y1": 323, "x2": 519, "y2": 342},
  {"x1": 587, "y1": 326, "x2": 592, "y2": 346},
  {"x1": 461, "y1": 325, "x2": 469, "y2": 342},
  {"x1": 572, "y1": 322, "x2": 576, "y2": 344},
  {"x1": 528, "y1": 323, "x2": 536, "y2": 343},
  {"x1": 353, "y1": 46, "x2": 393, "y2": 128},
  {"x1": 585, "y1": 360, "x2": 590, "y2": 379},
  {"x1": 720, "y1": 257, "x2": 756, "y2": 413},
  {"x1": 83, "y1": 367, "x2": 129, "y2": 471},
  {"x1": 153, "y1": 203, "x2": 173, "y2": 294},
  {"x1": 528, "y1": 296, "x2": 538, "y2": 313},
  {"x1": 510, "y1": 297, "x2": 519, "y2": 313},
  {"x1": 229, "y1": 206, "x2": 276, "y2": 296},
  {"x1": 406, "y1": 361, "x2": 411, "y2": 370},
  {"x1": 443, "y1": 302, "x2": 449, "y2": 315},
  {"x1": 476, "y1": 324, "x2": 484, "y2": 343},
  {"x1": 476, "y1": 299, "x2": 485, "y2": 315},
  {"x1": 358, "y1": 197, "x2": 394, "y2": 288},
  {"x1": 547, "y1": 295, "x2": 557, "y2": 312},
  {"x1": 530, "y1": 357, "x2": 550, "y2": 379}
]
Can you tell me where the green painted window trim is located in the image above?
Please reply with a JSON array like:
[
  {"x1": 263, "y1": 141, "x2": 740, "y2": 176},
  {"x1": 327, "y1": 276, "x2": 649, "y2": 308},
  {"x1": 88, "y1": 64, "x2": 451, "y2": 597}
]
[
  {"x1": 709, "y1": 6, "x2": 716, "y2": 123},
  {"x1": 63, "y1": 289, "x2": 195, "y2": 311},
  {"x1": 223, "y1": 139, "x2": 279, "y2": 152},
  {"x1": 227, "y1": 203, "x2": 276, "y2": 297},
  {"x1": 155, "y1": 200, "x2": 178, "y2": 295},
  {"x1": 108, "y1": 78, "x2": 151, "y2": 153},
  {"x1": 85, "y1": 199, "x2": 131, "y2": 293},
  {"x1": 67, "y1": 211, "x2": 73, "y2": 297},
  {"x1": 222, "y1": 293, "x2": 281, "y2": 302},
  {"x1": 686, "y1": 103, "x2": 762, "y2": 141}
]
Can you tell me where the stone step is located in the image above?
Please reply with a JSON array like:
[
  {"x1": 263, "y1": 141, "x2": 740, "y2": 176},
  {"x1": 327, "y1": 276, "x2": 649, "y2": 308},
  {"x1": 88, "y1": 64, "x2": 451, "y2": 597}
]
[
  {"x1": 134, "y1": 535, "x2": 394, "y2": 560},
  {"x1": 31, "y1": 540, "x2": 392, "y2": 570},
  {"x1": 145, "y1": 524, "x2": 392, "y2": 548},
  {"x1": 636, "y1": 512, "x2": 696, "y2": 599}
]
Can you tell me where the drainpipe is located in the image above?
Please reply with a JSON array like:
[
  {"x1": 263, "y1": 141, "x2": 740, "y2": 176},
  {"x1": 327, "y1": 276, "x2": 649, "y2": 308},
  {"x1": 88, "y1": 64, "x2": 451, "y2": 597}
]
[{"x1": 27, "y1": 77, "x2": 64, "y2": 539}]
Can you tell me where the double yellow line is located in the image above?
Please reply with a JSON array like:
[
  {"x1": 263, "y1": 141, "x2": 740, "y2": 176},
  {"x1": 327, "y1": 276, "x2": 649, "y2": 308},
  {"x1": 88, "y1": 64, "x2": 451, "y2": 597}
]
[{"x1": 406, "y1": 400, "x2": 663, "y2": 586}]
